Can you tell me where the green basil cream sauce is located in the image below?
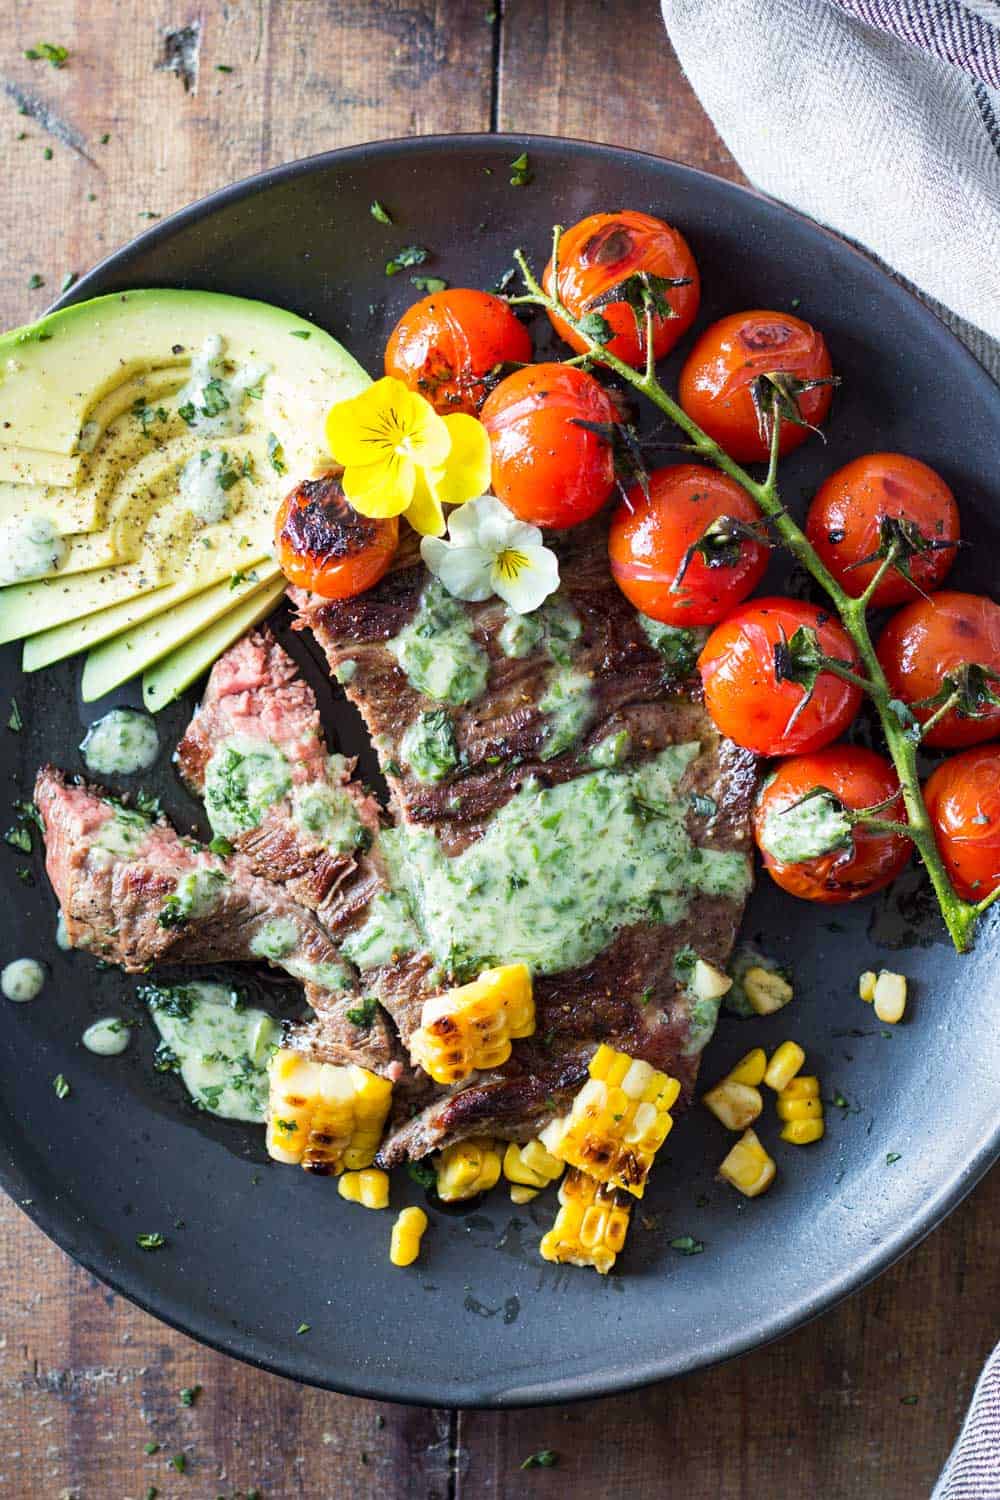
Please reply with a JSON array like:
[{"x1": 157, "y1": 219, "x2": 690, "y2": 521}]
[
  {"x1": 81, "y1": 709, "x2": 160, "y2": 777},
  {"x1": 145, "y1": 979, "x2": 277, "y2": 1122},
  {"x1": 401, "y1": 710, "x2": 459, "y2": 783},
  {"x1": 203, "y1": 734, "x2": 291, "y2": 839},
  {"x1": 341, "y1": 891, "x2": 422, "y2": 971},
  {"x1": 388, "y1": 579, "x2": 488, "y2": 705},
  {"x1": 759, "y1": 788, "x2": 852, "y2": 865},
  {"x1": 291, "y1": 776, "x2": 363, "y2": 854}
]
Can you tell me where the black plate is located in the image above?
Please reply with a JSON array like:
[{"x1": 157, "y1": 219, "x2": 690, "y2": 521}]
[{"x1": 3, "y1": 135, "x2": 999, "y2": 1408}]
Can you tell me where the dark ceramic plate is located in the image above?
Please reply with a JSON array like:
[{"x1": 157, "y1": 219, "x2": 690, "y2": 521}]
[{"x1": 2, "y1": 135, "x2": 998, "y2": 1408}]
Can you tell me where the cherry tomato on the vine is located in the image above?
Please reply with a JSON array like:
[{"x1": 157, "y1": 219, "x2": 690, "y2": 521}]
[
  {"x1": 480, "y1": 363, "x2": 618, "y2": 529},
  {"x1": 753, "y1": 746, "x2": 910, "y2": 903},
  {"x1": 924, "y1": 745, "x2": 1000, "y2": 902},
  {"x1": 678, "y1": 310, "x2": 834, "y2": 464},
  {"x1": 384, "y1": 288, "x2": 533, "y2": 416},
  {"x1": 607, "y1": 464, "x2": 768, "y2": 626},
  {"x1": 876, "y1": 591, "x2": 1000, "y2": 748},
  {"x1": 806, "y1": 453, "x2": 959, "y2": 608},
  {"x1": 275, "y1": 473, "x2": 398, "y2": 599},
  {"x1": 698, "y1": 597, "x2": 863, "y2": 756},
  {"x1": 542, "y1": 210, "x2": 700, "y2": 369}
]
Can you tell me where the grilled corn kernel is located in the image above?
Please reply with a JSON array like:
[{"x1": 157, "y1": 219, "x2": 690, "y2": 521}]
[
  {"x1": 503, "y1": 1140, "x2": 564, "y2": 1191},
  {"x1": 781, "y1": 1117, "x2": 826, "y2": 1145},
  {"x1": 873, "y1": 970, "x2": 907, "y2": 1024},
  {"x1": 691, "y1": 958, "x2": 734, "y2": 1002},
  {"x1": 727, "y1": 1048, "x2": 767, "y2": 1087},
  {"x1": 702, "y1": 1079, "x2": 764, "y2": 1131},
  {"x1": 390, "y1": 1206, "x2": 428, "y2": 1267},
  {"x1": 266, "y1": 1049, "x2": 392, "y2": 1174},
  {"x1": 338, "y1": 1168, "x2": 390, "y2": 1210},
  {"x1": 539, "y1": 1168, "x2": 632, "y2": 1274},
  {"x1": 539, "y1": 1044, "x2": 681, "y2": 1199},
  {"x1": 436, "y1": 1137, "x2": 502, "y2": 1201},
  {"x1": 410, "y1": 963, "x2": 535, "y2": 1084},
  {"x1": 859, "y1": 970, "x2": 877, "y2": 1004},
  {"x1": 743, "y1": 965, "x2": 794, "y2": 1015},
  {"x1": 510, "y1": 1184, "x2": 539, "y2": 1205},
  {"x1": 764, "y1": 1041, "x2": 806, "y2": 1093},
  {"x1": 718, "y1": 1128, "x2": 776, "y2": 1197}
]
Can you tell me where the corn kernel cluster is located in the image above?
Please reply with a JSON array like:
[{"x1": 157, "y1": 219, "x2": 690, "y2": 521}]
[
  {"x1": 502, "y1": 1140, "x2": 564, "y2": 1203},
  {"x1": 338, "y1": 1168, "x2": 390, "y2": 1210},
  {"x1": 704, "y1": 1036, "x2": 827, "y2": 1196},
  {"x1": 390, "y1": 1206, "x2": 428, "y2": 1267},
  {"x1": 410, "y1": 963, "x2": 535, "y2": 1084},
  {"x1": 539, "y1": 1168, "x2": 632, "y2": 1274},
  {"x1": 266, "y1": 1049, "x2": 392, "y2": 1175},
  {"x1": 436, "y1": 1137, "x2": 502, "y2": 1202},
  {"x1": 860, "y1": 968, "x2": 907, "y2": 1024},
  {"x1": 539, "y1": 1044, "x2": 680, "y2": 1199}
]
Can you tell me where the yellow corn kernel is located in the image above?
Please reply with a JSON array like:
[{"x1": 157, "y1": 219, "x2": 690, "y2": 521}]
[
  {"x1": 539, "y1": 1168, "x2": 632, "y2": 1274},
  {"x1": 266, "y1": 1049, "x2": 392, "y2": 1174},
  {"x1": 781, "y1": 1117, "x2": 825, "y2": 1145},
  {"x1": 743, "y1": 966, "x2": 794, "y2": 1015},
  {"x1": 691, "y1": 958, "x2": 734, "y2": 1002},
  {"x1": 539, "y1": 1044, "x2": 681, "y2": 1199},
  {"x1": 727, "y1": 1048, "x2": 767, "y2": 1087},
  {"x1": 435, "y1": 1137, "x2": 502, "y2": 1201},
  {"x1": 764, "y1": 1041, "x2": 806, "y2": 1093},
  {"x1": 718, "y1": 1128, "x2": 776, "y2": 1198},
  {"x1": 702, "y1": 1079, "x2": 763, "y2": 1132},
  {"x1": 776, "y1": 1093, "x2": 822, "y2": 1121},
  {"x1": 410, "y1": 963, "x2": 535, "y2": 1085},
  {"x1": 390, "y1": 1206, "x2": 428, "y2": 1267},
  {"x1": 338, "y1": 1168, "x2": 390, "y2": 1209},
  {"x1": 779, "y1": 1074, "x2": 820, "y2": 1099},
  {"x1": 873, "y1": 970, "x2": 907, "y2": 1024},
  {"x1": 510, "y1": 1184, "x2": 539, "y2": 1205},
  {"x1": 859, "y1": 970, "x2": 877, "y2": 1004},
  {"x1": 503, "y1": 1140, "x2": 564, "y2": 1191}
]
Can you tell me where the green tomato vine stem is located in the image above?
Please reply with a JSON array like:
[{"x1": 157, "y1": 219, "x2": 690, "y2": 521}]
[{"x1": 510, "y1": 228, "x2": 986, "y2": 952}]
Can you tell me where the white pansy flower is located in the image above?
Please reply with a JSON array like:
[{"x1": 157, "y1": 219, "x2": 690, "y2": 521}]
[{"x1": 420, "y1": 495, "x2": 560, "y2": 614}]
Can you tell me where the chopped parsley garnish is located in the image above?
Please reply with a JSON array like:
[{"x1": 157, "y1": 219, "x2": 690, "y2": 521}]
[
  {"x1": 53, "y1": 1073, "x2": 70, "y2": 1099},
  {"x1": 690, "y1": 792, "x2": 717, "y2": 818},
  {"x1": 577, "y1": 311, "x2": 613, "y2": 344},
  {"x1": 509, "y1": 151, "x2": 532, "y2": 187},
  {"x1": 345, "y1": 996, "x2": 378, "y2": 1029},
  {"x1": 385, "y1": 245, "x2": 429, "y2": 277},
  {"x1": 886, "y1": 1152, "x2": 902, "y2": 1165},
  {"x1": 521, "y1": 1449, "x2": 558, "y2": 1469},
  {"x1": 169, "y1": 1453, "x2": 186, "y2": 1473},
  {"x1": 43, "y1": 146, "x2": 53, "y2": 160},
  {"x1": 296, "y1": 1322, "x2": 311, "y2": 1335},
  {"x1": 7, "y1": 699, "x2": 22, "y2": 732},
  {"x1": 133, "y1": 788, "x2": 163, "y2": 819},
  {"x1": 411, "y1": 275, "x2": 448, "y2": 293},
  {"x1": 669, "y1": 1235, "x2": 704, "y2": 1255},
  {"x1": 267, "y1": 432, "x2": 286, "y2": 473},
  {"x1": 275, "y1": 1118, "x2": 297, "y2": 1134},
  {"x1": 99, "y1": 132, "x2": 110, "y2": 144},
  {"x1": 208, "y1": 834, "x2": 234, "y2": 857},
  {"x1": 215, "y1": 62, "x2": 233, "y2": 72},
  {"x1": 900, "y1": 1394, "x2": 919, "y2": 1406},
  {"x1": 5, "y1": 825, "x2": 33, "y2": 853},
  {"x1": 179, "y1": 1384, "x2": 201, "y2": 1407},
  {"x1": 136, "y1": 1232, "x2": 166, "y2": 1250},
  {"x1": 370, "y1": 200, "x2": 393, "y2": 225},
  {"x1": 27, "y1": 273, "x2": 44, "y2": 290},
  {"x1": 25, "y1": 42, "x2": 69, "y2": 67},
  {"x1": 144, "y1": 1440, "x2": 160, "y2": 1454},
  {"x1": 289, "y1": 329, "x2": 311, "y2": 339},
  {"x1": 407, "y1": 1161, "x2": 437, "y2": 1190}
]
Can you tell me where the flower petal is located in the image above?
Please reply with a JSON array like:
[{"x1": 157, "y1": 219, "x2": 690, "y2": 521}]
[
  {"x1": 392, "y1": 381, "x2": 452, "y2": 469},
  {"x1": 342, "y1": 452, "x2": 414, "y2": 517},
  {"x1": 325, "y1": 377, "x2": 451, "y2": 473},
  {"x1": 404, "y1": 469, "x2": 446, "y2": 537},
  {"x1": 325, "y1": 383, "x2": 394, "y2": 466},
  {"x1": 445, "y1": 493, "x2": 505, "y2": 548},
  {"x1": 490, "y1": 543, "x2": 560, "y2": 614},
  {"x1": 433, "y1": 413, "x2": 493, "y2": 508},
  {"x1": 422, "y1": 539, "x2": 496, "y2": 601}
]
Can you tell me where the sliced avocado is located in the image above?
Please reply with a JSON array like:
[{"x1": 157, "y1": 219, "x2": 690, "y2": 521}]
[
  {"x1": 0, "y1": 480, "x2": 101, "y2": 537},
  {"x1": 142, "y1": 576, "x2": 287, "y2": 711},
  {"x1": 81, "y1": 562, "x2": 281, "y2": 701}
]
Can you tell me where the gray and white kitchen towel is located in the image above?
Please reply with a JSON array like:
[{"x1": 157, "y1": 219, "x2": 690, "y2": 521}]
[{"x1": 660, "y1": 1, "x2": 1000, "y2": 1494}]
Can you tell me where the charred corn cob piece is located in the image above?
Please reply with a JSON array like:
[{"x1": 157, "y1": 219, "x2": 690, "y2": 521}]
[
  {"x1": 266, "y1": 1049, "x2": 392, "y2": 1174},
  {"x1": 436, "y1": 1137, "x2": 502, "y2": 1201},
  {"x1": 718, "y1": 1128, "x2": 776, "y2": 1197},
  {"x1": 338, "y1": 1168, "x2": 390, "y2": 1209},
  {"x1": 503, "y1": 1139, "x2": 564, "y2": 1192},
  {"x1": 539, "y1": 1168, "x2": 632, "y2": 1274},
  {"x1": 539, "y1": 1043, "x2": 680, "y2": 1199},
  {"x1": 390, "y1": 1206, "x2": 428, "y2": 1267},
  {"x1": 410, "y1": 963, "x2": 535, "y2": 1084}
]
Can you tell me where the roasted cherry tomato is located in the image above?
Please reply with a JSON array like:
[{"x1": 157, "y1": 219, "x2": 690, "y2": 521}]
[
  {"x1": 876, "y1": 591, "x2": 1000, "y2": 748},
  {"x1": 925, "y1": 745, "x2": 1000, "y2": 902},
  {"x1": 542, "y1": 210, "x2": 700, "y2": 369},
  {"x1": 698, "y1": 597, "x2": 863, "y2": 756},
  {"x1": 607, "y1": 463, "x2": 768, "y2": 626},
  {"x1": 806, "y1": 453, "x2": 959, "y2": 608},
  {"x1": 678, "y1": 310, "x2": 834, "y2": 463},
  {"x1": 753, "y1": 746, "x2": 910, "y2": 903},
  {"x1": 384, "y1": 288, "x2": 533, "y2": 415},
  {"x1": 275, "y1": 473, "x2": 398, "y2": 598},
  {"x1": 480, "y1": 363, "x2": 618, "y2": 529}
]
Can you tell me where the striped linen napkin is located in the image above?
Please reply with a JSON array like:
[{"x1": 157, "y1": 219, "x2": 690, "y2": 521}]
[{"x1": 660, "y1": 2, "x2": 1000, "y2": 1493}]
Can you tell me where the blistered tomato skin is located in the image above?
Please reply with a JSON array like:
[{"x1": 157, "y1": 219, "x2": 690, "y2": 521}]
[
  {"x1": 806, "y1": 453, "x2": 959, "y2": 608},
  {"x1": 275, "y1": 473, "x2": 398, "y2": 599},
  {"x1": 678, "y1": 310, "x2": 834, "y2": 463},
  {"x1": 384, "y1": 288, "x2": 533, "y2": 416},
  {"x1": 480, "y1": 363, "x2": 618, "y2": 529},
  {"x1": 608, "y1": 464, "x2": 768, "y2": 626},
  {"x1": 925, "y1": 746, "x2": 1000, "y2": 901},
  {"x1": 698, "y1": 597, "x2": 864, "y2": 756},
  {"x1": 542, "y1": 210, "x2": 700, "y2": 368},
  {"x1": 753, "y1": 746, "x2": 911, "y2": 903},
  {"x1": 876, "y1": 591, "x2": 1000, "y2": 748}
]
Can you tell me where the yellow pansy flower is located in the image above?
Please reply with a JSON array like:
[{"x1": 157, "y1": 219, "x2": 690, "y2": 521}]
[{"x1": 325, "y1": 377, "x2": 492, "y2": 537}]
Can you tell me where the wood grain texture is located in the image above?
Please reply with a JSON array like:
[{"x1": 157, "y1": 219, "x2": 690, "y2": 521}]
[{"x1": 0, "y1": 2, "x2": 993, "y2": 1498}]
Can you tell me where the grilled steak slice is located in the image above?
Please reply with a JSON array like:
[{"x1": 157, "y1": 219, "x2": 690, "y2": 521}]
[
  {"x1": 175, "y1": 625, "x2": 382, "y2": 917},
  {"x1": 35, "y1": 765, "x2": 400, "y2": 1076}
]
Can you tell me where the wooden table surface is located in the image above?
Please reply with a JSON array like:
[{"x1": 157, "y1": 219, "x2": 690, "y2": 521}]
[{"x1": 0, "y1": 3, "x2": 995, "y2": 1496}]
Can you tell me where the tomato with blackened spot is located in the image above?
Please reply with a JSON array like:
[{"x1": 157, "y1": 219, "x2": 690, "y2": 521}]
[
  {"x1": 384, "y1": 288, "x2": 533, "y2": 415},
  {"x1": 275, "y1": 472, "x2": 398, "y2": 598},
  {"x1": 876, "y1": 591, "x2": 1000, "y2": 748}
]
